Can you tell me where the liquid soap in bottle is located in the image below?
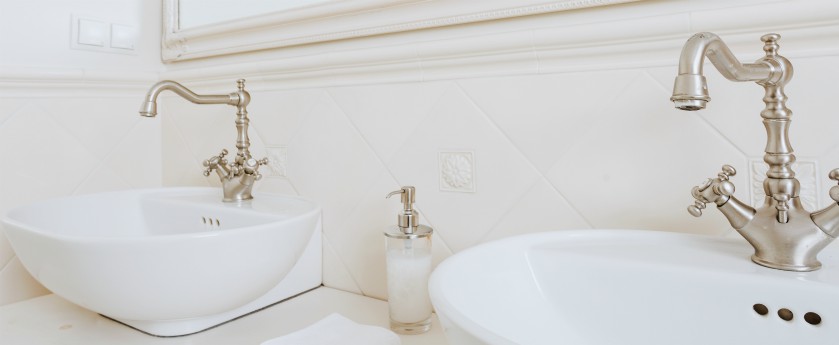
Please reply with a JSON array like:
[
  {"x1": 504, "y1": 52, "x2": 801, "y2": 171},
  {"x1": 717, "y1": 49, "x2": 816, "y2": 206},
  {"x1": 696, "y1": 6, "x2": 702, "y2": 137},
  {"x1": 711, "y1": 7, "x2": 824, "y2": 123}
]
[{"x1": 384, "y1": 186, "x2": 433, "y2": 334}]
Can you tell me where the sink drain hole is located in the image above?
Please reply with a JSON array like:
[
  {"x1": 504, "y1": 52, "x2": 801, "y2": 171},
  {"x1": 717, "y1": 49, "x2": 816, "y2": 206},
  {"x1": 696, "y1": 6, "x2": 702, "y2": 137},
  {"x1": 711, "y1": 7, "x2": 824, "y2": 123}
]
[
  {"x1": 753, "y1": 304, "x2": 769, "y2": 316},
  {"x1": 804, "y1": 312, "x2": 822, "y2": 325},
  {"x1": 778, "y1": 308, "x2": 794, "y2": 321}
]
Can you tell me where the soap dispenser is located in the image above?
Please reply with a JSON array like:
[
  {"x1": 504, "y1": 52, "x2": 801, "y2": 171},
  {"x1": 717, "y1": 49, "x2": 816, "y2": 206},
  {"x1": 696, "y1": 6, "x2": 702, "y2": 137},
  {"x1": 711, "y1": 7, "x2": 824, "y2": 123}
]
[{"x1": 384, "y1": 186, "x2": 433, "y2": 334}]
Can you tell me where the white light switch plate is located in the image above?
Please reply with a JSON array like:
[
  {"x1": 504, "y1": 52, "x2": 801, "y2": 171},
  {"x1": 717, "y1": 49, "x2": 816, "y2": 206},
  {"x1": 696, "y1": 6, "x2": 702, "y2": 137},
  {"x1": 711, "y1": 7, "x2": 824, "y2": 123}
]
[
  {"x1": 77, "y1": 19, "x2": 106, "y2": 46},
  {"x1": 70, "y1": 15, "x2": 137, "y2": 55},
  {"x1": 110, "y1": 24, "x2": 135, "y2": 50}
]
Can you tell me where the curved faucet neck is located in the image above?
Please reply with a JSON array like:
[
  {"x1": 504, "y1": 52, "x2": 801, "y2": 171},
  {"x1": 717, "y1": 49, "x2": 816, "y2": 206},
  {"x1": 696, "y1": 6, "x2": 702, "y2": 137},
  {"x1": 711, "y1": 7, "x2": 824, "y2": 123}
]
[
  {"x1": 677, "y1": 32, "x2": 775, "y2": 82},
  {"x1": 139, "y1": 80, "x2": 241, "y2": 116}
]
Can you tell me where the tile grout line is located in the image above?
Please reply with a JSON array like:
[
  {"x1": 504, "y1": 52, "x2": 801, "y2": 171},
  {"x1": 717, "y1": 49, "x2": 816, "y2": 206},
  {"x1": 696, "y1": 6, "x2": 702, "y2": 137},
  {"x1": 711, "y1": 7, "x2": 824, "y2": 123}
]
[
  {"x1": 0, "y1": 101, "x2": 27, "y2": 128},
  {"x1": 280, "y1": 90, "x2": 331, "y2": 196},
  {"x1": 160, "y1": 108, "x2": 217, "y2": 187},
  {"x1": 29, "y1": 101, "x2": 139, "y2": 195},
  {"x1": 320, "y1": 90, "x2": 398, "y2": 220},
  {"x1": 322, "y1": 232, "x2": 365, "y2": 296},
  {"x1": 534, "y1": 71, "x2": 657, "y2": 229},
  {"x1": 644, "y1": 69, "x2": 750, "y2": 158},
  {"x1": 71, "y1": 120, "x2": 143, "y2": 194},
  {"x1": 0, "y1": 254, "x2": 16, "y2": 275},
  {"x1": 473, "y1": 177, "x2": 545, "y2": 244},
  {"x1": 323, "y1": 86, "x2": 460, "y2": 256},
  {"x1": 454, "y1": 81, "x2": 596, "y2": 229}
]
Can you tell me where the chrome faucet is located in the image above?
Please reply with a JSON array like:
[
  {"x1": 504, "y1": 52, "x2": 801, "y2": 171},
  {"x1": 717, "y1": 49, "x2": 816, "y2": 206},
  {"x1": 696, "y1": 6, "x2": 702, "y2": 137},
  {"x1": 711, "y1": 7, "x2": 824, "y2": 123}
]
[
  {"x1": 139, "y1": 79, "x2": 268, "y2": 202},
  {"x1": 672, "y1": 32, "x2": 839, "y2": 271}
]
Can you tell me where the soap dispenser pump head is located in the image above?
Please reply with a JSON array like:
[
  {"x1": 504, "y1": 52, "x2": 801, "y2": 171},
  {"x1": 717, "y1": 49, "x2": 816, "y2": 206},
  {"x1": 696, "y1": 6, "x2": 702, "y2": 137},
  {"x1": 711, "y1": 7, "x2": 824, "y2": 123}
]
[{"x1": 386, "y1": 186, "x2": 419, "y2": 234}]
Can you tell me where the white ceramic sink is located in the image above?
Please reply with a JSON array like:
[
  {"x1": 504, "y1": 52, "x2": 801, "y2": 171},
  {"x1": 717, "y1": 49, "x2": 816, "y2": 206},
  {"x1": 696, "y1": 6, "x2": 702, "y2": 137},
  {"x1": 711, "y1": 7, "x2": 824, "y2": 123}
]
[
  {"x1": 429, "y1": 230, "x2": 839, "y2": 345},
  {"x1": 2, "y1": 187, "x2": 322, "y2": 336}
]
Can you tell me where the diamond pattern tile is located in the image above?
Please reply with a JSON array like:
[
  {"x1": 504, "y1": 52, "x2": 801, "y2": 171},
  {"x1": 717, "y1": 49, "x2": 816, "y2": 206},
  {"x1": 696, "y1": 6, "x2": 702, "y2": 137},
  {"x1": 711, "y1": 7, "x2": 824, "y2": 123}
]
[
  {"x1": 161, "y1": 112, "x2": 212, "y2": 187},
  {"x1": 104, "y1": 118, "x2": 161, "y2": 188},
  {"x1": 0, "y1": 103, "x2": 100, "y2": 213},
  {"x1": 328, "y1": 82, "x2": 450, "y2": 162},
  {"x1": 0, "y1": 99, "x2": 26, "y2": 127},
  {"x1": 0, "y1": 258, "x2": 50, "y2": 306},
  {"x1": 0, "y1": 95, "x2": 161, "y2": 306},
  {"x1": 286, "y1": 93, "x2": 387, "y2": 239},
  {"x1": 459, "y1": 70, "x2": 640, "y2": 174},
  {"x1": 386, "y1": 84, "x2": 542, "y2": 253},
  {"x1": 73, "y1": 164, "x2": 132, "y2": 196},
  {"x1": 42, "y1": 98, "x2": 142, "y2": 160},
  {"x1": 322, "y1": 236, "x2": 363, "y2": 295},
  {"x1": 648, "y1": 65, "x2": 764, "y2": 156},
  {"x1": 480, "y1": 177, "x2": 591, "y2": 244},
  {"x1": 151, "y1": 46, "x2": 839, "y2": 301},
  {"x1": 328, "y1": 170, "x2": 401, "y2": 300},
  {"x1": 247, "y1": 89, "x2": 325, "y2": 147},
  {"x1": 547, "y1": 73, "x2": 747, "y2": 235},
  {"x1": 778, "y1": 56, "x2": 839, "y2": 157},
  {"x1": 162, "y1": 96, "x2": 235, "y2": 162}
]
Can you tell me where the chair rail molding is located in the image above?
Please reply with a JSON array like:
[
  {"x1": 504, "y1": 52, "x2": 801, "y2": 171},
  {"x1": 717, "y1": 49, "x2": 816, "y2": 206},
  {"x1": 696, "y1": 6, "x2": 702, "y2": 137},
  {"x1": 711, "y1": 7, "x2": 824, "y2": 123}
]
[{"x1": 161, "y1": 0, "x2": 639, "y2": 62}]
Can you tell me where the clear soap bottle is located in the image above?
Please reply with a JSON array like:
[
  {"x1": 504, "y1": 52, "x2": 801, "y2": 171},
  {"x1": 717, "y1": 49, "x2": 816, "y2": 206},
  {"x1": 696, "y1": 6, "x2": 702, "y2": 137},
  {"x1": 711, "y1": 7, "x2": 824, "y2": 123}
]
[{"x1": 385, "y1": 186, "x2": 433, "y2": 334}]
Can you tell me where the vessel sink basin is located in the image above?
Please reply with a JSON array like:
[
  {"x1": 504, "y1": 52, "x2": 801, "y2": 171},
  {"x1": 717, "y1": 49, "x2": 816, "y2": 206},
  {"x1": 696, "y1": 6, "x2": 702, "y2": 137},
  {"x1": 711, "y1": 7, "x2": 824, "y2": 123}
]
[
  {"x1": 2, "y1": 187, "x2": 320, "y2": 334},
  {"x1": 429, "y1": 230, "x2": 839, "y2": 345}
]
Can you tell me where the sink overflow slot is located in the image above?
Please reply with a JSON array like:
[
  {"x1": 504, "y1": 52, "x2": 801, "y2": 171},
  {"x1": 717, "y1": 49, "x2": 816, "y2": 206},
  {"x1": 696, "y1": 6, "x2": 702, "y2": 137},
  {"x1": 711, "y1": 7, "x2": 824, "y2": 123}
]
[
  {"x1": 753, "y1": 304, "x2": 822, "y2": 325},
  {"x1": 202, "y1": 217, "x2": 221, "y2": 228}
]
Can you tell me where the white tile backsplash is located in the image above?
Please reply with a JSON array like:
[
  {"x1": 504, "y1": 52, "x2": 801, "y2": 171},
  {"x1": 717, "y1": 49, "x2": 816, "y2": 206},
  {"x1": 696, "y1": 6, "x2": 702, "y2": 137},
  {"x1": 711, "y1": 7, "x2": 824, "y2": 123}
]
[
  {"x1": 160, "y1": 15, "x2": 839, "y2": 301},
  {"x1": 458, "y1": 70, "x2": 640, "y2": 174}
]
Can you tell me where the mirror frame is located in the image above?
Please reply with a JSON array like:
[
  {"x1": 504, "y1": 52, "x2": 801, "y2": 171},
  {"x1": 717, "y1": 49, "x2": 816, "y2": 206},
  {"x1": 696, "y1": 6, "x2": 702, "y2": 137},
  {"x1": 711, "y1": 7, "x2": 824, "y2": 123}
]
[{"x1": 162, "y1": 0, "x2": 638, "y2": 62}]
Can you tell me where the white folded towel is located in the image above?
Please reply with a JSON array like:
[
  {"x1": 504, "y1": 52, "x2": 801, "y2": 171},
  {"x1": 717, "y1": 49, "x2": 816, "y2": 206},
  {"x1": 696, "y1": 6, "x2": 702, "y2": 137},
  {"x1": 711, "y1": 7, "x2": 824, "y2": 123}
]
[{"x1": 260, "y1": 313, "x2": 401, "y2": 345}]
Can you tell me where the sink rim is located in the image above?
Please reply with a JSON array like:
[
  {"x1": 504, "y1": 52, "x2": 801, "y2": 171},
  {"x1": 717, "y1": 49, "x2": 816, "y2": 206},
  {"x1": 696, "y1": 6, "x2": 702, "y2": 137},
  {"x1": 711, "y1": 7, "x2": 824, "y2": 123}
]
[
  {"x1": 2, "y1": 187, "x2": 321, "y2": 242},
  {"x1": 1, "y1": 186, "x2": 323, "y2": 323},
  {"x1": 429, "y1": 229, "x2": 839, "y2": 345}
]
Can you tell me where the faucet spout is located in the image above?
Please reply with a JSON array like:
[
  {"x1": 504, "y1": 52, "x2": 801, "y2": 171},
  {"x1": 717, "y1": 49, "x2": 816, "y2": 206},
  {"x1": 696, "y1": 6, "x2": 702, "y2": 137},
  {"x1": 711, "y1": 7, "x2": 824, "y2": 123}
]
[
  {"x1": 671, "y1": 32, "x2": 777, "y2": 111},
  {"x1": 138, "y1": 80, "x2": 240, "y2": 117}
]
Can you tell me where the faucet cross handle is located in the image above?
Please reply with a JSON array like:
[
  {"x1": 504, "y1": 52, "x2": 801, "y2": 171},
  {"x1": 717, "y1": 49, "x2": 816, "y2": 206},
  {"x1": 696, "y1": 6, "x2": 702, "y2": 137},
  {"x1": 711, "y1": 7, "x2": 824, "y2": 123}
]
[
  {"x1": 827, "y1": 168, "x2": 839, "y2": 203},
  {"x1": 761, "y1": 33, "x2": 780, "y2": 57},
  {"x1": 687, "y1": 200, "x2": 707, "y2": 217},
  {"x1": 241, "y1": 157, "x2": 269, "y2": 181},
  {"x1": 202, "y1": 149, "x2": 230, "y2": 176},
  {"x1": 688, "y1": 165, "x2": 737, "y2": 217},
  {"x1": 718, "y1": 164, "x2": 736, "y2": 180}
]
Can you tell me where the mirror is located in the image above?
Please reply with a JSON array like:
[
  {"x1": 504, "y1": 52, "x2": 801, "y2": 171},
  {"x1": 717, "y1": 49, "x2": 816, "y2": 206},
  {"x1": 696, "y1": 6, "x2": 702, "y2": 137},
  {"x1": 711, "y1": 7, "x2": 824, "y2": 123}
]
[
  {"x1": 163, "y1": 0, "x2": 639, "y2": 62},
  {"x1": 177, "y1": 0, "x2": 334, "y2": 29}
]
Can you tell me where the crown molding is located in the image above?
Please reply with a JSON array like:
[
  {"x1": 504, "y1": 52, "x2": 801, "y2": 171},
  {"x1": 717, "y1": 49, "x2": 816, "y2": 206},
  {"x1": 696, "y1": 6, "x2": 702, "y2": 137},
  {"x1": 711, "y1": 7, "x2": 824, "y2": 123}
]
[
  {"x1": 0, "y1": 67, "x2": 158, "y2": 96},
  {"x1": 162, "y1": 0, "x2": 839, "y2": 91}
]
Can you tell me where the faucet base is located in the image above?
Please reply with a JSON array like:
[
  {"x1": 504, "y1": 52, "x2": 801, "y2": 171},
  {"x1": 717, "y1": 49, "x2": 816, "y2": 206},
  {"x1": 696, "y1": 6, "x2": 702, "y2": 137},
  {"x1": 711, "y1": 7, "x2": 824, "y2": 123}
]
[
  {"x1": 222, "y1": 196, "x2": 253, "y2": 203},
  {"x1": 751, "y1": 255, "x2": 821, "y2": 272}
]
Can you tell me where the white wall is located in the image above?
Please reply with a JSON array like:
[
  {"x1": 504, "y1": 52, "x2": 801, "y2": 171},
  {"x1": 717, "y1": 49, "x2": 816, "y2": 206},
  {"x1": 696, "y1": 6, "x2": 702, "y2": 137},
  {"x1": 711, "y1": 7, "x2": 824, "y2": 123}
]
[
  {"x1": 3, "y1": 0, "x2": 837, "y2": 307},
  {"x1": 160, "y1": 0, "x2": 839, "y2": 301},
  {"x1": 0, "y1": 0, "x2": 164, "y2": 305}
]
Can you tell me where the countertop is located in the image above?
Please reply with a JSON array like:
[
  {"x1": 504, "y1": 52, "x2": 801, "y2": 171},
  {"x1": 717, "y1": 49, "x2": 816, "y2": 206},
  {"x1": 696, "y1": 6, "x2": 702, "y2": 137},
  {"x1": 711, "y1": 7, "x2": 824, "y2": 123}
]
[{"x1": 0, "y1": 287, "x2": 449, "y2": 345}]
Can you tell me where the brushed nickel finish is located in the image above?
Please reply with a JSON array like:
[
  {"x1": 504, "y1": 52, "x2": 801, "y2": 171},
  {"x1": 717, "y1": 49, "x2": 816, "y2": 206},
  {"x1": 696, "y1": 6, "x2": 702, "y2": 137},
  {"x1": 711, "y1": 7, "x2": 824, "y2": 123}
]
[
  {"x1": 386, "y1": 186, "x2": 420, "y2": 235},
  {"x1": 673, "y1": 33, "x2": 839, "y2": 271},
  {"x1": 139, "y1": 79, "x2": 267, "y2": 202}
]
